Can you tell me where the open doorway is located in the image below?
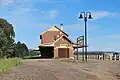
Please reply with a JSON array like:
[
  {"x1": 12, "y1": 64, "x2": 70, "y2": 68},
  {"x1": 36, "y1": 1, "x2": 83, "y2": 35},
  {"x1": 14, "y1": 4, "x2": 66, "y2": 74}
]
[{"x1": 39, "y1": 47, "x2": 54, "y2": 58}]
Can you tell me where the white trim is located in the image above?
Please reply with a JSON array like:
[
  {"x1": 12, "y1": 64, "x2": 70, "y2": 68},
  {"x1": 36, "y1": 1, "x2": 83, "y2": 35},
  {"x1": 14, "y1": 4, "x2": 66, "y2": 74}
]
[
  {"x1": 56, "y1": 46, "x2": 71, "y2": 48},
  {"x1": 39, "y1": 44, "x2": 54, "y2": 47},
  {"x1": 53, "y1": 35, "x2": 71, "y2": 45},
  {"x1": 72, "y1": 44, "x2": 82, "y2": 48},
  {"x1": 53, "y1": 35, "x2": 63, "y2": 44},
  {"x1": 39, "y1": 43, "x2": 54, "y2": 47}
]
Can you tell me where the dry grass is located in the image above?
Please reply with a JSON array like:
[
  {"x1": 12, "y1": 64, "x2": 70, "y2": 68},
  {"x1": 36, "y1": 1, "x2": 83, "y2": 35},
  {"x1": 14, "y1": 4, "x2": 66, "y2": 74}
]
[{"x1": 0, "y1": 58, "x2": 22, "y2": 72}]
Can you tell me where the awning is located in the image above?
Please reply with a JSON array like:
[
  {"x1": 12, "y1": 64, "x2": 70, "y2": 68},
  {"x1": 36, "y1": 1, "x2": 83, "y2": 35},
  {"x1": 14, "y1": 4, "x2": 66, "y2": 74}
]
[
  {"x1": 38, "y1": 44, "x2": 54, "y2": 47},
  {"x1": 73, "y1": 44, "x2": 87, "y2": 48},
  {"x1": 33, "y1": 47, "x2": 39, "y2": 51}
]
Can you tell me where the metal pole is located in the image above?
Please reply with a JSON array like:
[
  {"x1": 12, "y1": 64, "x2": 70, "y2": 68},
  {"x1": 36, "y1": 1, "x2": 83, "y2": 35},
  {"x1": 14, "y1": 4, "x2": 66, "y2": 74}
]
[
  {"x1": 82, "y1": 37, "x2": 84, "y2": 61},
  {"x1": 84, "y1": 17, "x2": 87, "y2": 62},
  {"x1": 77, "y1": 40, "x2": 78, "y2": 60}
]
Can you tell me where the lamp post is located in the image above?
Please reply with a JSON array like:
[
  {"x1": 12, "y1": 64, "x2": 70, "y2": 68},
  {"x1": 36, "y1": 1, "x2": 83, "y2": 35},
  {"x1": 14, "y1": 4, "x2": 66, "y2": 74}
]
[{"x1": 79, "y1": 11, "x2": 92, "y2": 62}]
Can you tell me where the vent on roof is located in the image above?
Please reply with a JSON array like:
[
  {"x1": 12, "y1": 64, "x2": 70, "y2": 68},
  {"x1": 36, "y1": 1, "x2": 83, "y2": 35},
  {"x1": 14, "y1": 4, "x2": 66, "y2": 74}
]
[{"x1": 60, "y1": 23, "x2": 64, "y2": 31}]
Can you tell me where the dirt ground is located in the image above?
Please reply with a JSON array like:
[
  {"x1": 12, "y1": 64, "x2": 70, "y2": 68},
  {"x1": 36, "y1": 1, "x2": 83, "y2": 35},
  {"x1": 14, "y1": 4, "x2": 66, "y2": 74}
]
[{"x1": 0, "y1": 59, "x2": 120, "y2": 80}]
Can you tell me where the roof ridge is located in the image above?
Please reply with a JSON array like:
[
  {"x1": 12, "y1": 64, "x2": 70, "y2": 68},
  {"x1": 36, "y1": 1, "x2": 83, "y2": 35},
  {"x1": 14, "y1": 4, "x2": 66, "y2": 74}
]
[
  {"x1": 41, "y1": 42, "x2": 53, "y2": 45},
  {"x1": 40, "y1": 25, "x2": 68, "y2": 36},
  {"x1": 54, "y1": 26, "x2": 68, "y2": 36}
]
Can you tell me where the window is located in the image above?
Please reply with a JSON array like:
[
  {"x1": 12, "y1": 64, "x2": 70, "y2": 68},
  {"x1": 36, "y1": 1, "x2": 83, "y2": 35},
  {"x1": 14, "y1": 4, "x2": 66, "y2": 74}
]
[
  {"x1": 40, "y1": 35, "x2": 42, "y2": 39},
  {"x1": 54, "y1": 36, "x2": 57, "y2": 40}
]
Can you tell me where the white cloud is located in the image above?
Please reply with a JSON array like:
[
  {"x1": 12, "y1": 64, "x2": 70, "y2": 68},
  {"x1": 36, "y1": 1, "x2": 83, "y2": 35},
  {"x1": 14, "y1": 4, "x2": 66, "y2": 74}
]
[
  {"x1": 0, "y1": 0, "x2": 59, "y2": 20},
  {"x1": 97, "y1": 34, "x2": 120, "y2": 40},
  {"x1": 35, "y1": 23, "x2": 52, "y2": 28},
  {"x1": 78, "y1": 11, "x2": 120, "y2": 20},
  {"x1": 0, "y1": 0, "x2": 59, "y2": 49},
  {"x1": 48, "y1": 10, "x2": 58, "y2": 19},
  {"x1": 65, "y1": 24, "x2": 97, "y2": 31},
  {"x1": 87, "y1": 35, "x2": 120, "y2": 52},
  {"x1": 0, "y1": 0, "x2": 15, "y2": 5},
  {"x1": 36, "y1": 9, "x2": 58, "y2": 20},
  {"x1": 107, "y1": 35, "x2": 120, "y2": 39},
  {"x1": 36, "y1": 0, "x2": 77, "y2": 3},
  {"x1": 66, "y1": 24, "x2": 84, "y2": 31},
  {"x1": 91, "y1": 11, "x2": 119, "y2": 19},
  {"x1": 1, "y1": 0, "x2": 58, "y2": 20}
]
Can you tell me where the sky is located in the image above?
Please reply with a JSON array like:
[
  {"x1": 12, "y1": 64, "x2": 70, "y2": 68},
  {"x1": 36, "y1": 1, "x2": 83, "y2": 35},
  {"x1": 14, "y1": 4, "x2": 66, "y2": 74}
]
[{"x1": 0, "y1": 0, "x2": 120, "y2": 52}]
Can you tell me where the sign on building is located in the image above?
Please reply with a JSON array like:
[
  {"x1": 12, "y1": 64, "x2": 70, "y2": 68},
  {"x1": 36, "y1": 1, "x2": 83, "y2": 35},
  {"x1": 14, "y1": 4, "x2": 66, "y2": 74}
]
[{"x1": 60, "y1": 44, "x2": 69, "y2": 47}]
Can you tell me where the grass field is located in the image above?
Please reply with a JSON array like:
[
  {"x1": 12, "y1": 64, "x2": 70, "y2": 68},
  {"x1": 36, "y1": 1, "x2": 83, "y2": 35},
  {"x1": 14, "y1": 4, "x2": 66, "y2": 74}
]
[{"x1": 0, "y1": 58, "x2": 23, "y2": 72}]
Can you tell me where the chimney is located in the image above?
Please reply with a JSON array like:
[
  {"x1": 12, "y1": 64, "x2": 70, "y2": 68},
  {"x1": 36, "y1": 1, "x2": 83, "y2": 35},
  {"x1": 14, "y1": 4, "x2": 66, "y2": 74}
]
[{"x1": 60, "y1": 23, "x2": 64, "y2": 31}]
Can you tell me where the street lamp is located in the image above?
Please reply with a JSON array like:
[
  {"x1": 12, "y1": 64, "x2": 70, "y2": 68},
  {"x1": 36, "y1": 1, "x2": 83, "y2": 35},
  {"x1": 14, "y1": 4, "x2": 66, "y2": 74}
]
[{"x1": 79, "y1": 11, "x2": 92, "y2": 62}]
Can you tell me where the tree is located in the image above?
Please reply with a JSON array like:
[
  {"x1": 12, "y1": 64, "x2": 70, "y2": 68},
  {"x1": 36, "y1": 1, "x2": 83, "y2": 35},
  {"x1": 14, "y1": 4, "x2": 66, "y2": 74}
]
[
  {"x1": 21, "y1": 43, "x2": 29, "y2": 56},
  {"x1": 0, "y1": 18, "x2": 29, "y2": 58},
  {"x1": 0, "y1": 18, "x2": 15, "y2": 58},
  {"x1": 13, "y1": 41, "x2": 29, "y2": 58},
  {"x1": 0, "y1": 18, "x2": 15, "y2": 39},
  {"x1": 0, "y1": 27, "x2": 8, "y2": 58}
]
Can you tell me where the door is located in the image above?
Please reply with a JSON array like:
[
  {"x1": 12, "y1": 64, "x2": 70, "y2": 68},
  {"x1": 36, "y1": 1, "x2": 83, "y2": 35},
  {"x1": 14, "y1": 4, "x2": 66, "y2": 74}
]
[{"x1": 58, "y1": 48, "x2": 69, "y2": 58}]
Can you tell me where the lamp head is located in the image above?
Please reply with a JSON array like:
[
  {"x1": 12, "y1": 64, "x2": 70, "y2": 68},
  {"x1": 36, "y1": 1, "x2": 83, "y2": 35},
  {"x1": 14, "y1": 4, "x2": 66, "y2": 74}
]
[
  {"x1": 79, "y1": 14, "x2": 83, "y2": 19},
  {"x1": 88, "y1": 14, "x2": 92, "y2": 19}
]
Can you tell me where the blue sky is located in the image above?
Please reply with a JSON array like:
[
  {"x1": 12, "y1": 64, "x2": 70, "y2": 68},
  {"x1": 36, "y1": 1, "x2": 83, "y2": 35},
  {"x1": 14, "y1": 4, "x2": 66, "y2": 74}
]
[{"x1": 0, "y1": 0, "x2": 120, "y2": 52}]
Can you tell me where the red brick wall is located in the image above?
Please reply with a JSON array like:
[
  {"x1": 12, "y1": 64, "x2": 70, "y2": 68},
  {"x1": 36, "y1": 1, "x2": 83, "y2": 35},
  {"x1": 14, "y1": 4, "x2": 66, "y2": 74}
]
[
  {"x1": 42, "y1": 31, "x2": 58, "y2": 43},
  {"x1": 41, "y1": 31, "x2": 68, "y2": 44}
]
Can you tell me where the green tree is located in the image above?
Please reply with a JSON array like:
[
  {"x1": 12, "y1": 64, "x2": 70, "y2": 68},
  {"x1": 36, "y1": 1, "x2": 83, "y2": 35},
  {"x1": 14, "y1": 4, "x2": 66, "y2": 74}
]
[
  {"x1": 0, "y1": 18, "x2": 15, "y2": 39},
  {"x1": 21, "y1": 43, "x2": 29, "y2": 56},
  {"x1": 0, "y1": 18, "x2": 29, "y2": 58},
  {"x1": 13, "y1": 41, "x2": 29, "y2": 58},
  {"x1": 0, "y1": 18, "x2": 15, "y2": 58}
]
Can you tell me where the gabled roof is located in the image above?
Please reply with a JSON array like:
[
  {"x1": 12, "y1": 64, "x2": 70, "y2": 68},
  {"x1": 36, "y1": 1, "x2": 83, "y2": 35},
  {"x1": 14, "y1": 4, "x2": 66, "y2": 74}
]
[
  {"x1": 54, "y1": 26, "x2": 68, "y2": 36},
  {"x1": 38, "y1": 35, "x2": 72, "y2": 47},
  {"x1": 41, "y1": 25, "x2": 68, "y2": 36},
  {"x1": 38, "y1": 35, "x2": 84, "y2": 48},
  {"x1": 53, "y1": 35, "x2": 72, "y2": 44},
  {"x1": 53, "y1": 35, "x2": 84, "y2": 48}
]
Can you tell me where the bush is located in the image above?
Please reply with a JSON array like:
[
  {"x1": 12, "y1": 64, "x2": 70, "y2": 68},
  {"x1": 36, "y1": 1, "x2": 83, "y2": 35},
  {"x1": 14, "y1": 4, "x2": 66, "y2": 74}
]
[{"x1": 0, "y1": 58, "x2": 22, "y2": 72}]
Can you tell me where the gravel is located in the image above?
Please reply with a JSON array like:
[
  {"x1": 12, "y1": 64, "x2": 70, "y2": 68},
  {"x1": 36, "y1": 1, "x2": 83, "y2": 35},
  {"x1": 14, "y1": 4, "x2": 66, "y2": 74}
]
[{"x1": 0, "y1": 59, "x2": 120, "y2": 80}]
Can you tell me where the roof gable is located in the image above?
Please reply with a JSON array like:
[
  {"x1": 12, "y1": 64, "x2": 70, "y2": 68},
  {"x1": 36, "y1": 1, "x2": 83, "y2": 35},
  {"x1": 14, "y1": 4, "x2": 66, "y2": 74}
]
[
  {"x1": 47, "y1": 26, "x2": 59, "y2": 31},
  {"x1": 54, "y1": 26, "x2": 68, "y2": 36},
  {"x1": 41, "y1": 25, "x2": 68, "y2": 36},
  {"x1": 53, "y1": 35, "x2": 72, "y2": 44}
]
